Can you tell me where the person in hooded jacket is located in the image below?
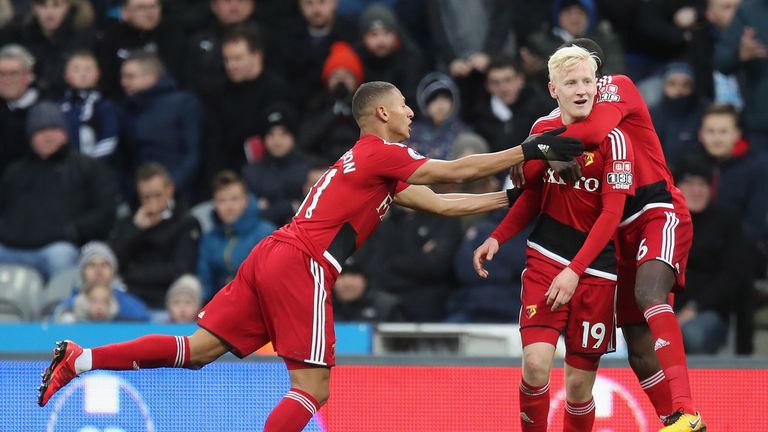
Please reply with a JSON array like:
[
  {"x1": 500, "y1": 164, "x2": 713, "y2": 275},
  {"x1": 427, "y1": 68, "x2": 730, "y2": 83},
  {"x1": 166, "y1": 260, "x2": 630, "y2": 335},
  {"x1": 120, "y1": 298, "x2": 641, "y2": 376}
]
[{"x1": 197, "y1": 170, "x2": 275, "y2": 298}]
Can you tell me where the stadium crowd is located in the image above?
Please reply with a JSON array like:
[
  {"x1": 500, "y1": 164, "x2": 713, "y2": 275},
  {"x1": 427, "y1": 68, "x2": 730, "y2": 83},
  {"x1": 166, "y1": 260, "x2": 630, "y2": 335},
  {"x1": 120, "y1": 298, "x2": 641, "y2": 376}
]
[{"x1": 0, "y1": 0, "x2": 765, "y2": 355}]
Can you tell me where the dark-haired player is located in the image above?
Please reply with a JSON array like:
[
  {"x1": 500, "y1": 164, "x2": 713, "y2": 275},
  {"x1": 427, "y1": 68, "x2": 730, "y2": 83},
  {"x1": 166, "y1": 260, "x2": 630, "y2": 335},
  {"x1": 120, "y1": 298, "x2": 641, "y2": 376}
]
[{"x1": 38, "y1": 81, "x2": 583, "y2": 431}]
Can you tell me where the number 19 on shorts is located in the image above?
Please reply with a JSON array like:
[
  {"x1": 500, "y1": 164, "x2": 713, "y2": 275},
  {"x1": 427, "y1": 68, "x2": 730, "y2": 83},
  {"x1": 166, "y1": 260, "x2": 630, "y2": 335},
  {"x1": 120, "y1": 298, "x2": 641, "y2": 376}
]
[{"x1": 581, "y1": 321, "x2": 606, "y2": 349}]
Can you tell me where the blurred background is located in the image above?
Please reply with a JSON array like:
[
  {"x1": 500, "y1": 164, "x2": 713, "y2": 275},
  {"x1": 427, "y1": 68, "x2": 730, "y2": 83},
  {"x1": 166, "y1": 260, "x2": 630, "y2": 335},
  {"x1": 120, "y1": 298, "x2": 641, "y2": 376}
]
[{"x1": 0, "y1": 0, "x2": 767, "y2": 430}]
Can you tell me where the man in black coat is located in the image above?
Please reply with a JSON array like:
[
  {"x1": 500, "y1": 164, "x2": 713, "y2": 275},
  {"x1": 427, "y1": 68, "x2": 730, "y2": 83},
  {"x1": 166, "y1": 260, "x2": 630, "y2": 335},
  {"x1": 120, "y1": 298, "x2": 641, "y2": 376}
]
[
  {"x1": 110, "y1": 162, "x2": 200, "y2": 308},
  {"x1": 0, "y1": 44, "x2": 41, "y2": 176},
  {"x1": 0, "y1": 101, "x2": 117, "y2": 278},
  {"x1": 201, "y1": 25, "x2": 293, "y2": 197},
  {"x1": 96, "y1": 0, "x2": 186, "y2": 98},
  {"x1": 467, "y1": 55, "x2": 555, "y2": 153}
]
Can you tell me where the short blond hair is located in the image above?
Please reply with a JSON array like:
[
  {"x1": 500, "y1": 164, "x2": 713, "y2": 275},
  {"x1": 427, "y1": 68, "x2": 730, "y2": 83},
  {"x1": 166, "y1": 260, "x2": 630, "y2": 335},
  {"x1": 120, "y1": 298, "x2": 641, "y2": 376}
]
[{"x1": 548, "y1": 45, "x2": 598, "y2": 83}]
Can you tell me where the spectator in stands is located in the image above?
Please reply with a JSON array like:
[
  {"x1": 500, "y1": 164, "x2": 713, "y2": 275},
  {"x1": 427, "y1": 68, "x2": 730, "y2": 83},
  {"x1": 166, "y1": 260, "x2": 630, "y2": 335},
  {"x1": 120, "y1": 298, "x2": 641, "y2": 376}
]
[
  {"x1": 0, "y1": 0, "x2": 12, "y2": 29},
  {"x1": 674, "y1": 156, "x2": 752, "y2": 354},
  {"x1": 714, "y1": 0, "x2": 768, "y2": 158},
  {"x1": 242, "y1": 104, "x2": 312, "y2": 226},
  {"x1": 298, "y1": 41, "x2": 361, "y2": 161},
  {"x1": 426, "y1": 0, "x2": 515, "y2": 78},
  {"x1": 687, "y1": 0, "x2": 743, "y2": 104},
  {"x1": 447, "y1": 208, "x2": 531, "y2": 323},
  {"x1": 186, "y1": 0, "x2": 260, "y2": 103},
  {"x1": 13, "y1": 0, "x2": 94, "y2": 96},
  {"x1": 201, "y1": 24, "x2": 292, "y2": 192},
  {"x1": 197, "y1": 170, "x2": 274, "y2": 298},
  {"x1": 354, "y1": 3, "x2": 423, "y2": 105},
  {"x1": 333, "y1": 260, "x2": 405, "y2": 322},
  {"x1": 0, "y1": 44, "x2": 40, "y2": 175},
  {"x1": 166, "y1": 274, "x2": 203, "y2": 323},
  {"x1": 119, "y1": 51, "x2": 202, "y2": 200},
  {"x1": 51, "y1": 241, "x2": 150, "y2": 322},
  {"x1": 407, "y1": 72, "x2": 468, "y2": 161},
  {"x1": 110, "y1": 163, "x2": 201, "y2": 309},
  {"x1": 698, "y1": 104, "x2": 768, "y2": 247},
  {"x1": 0, "y1": 101, "x2": 117, "y2": 278},
  {"x1": 96, "y1": 0, "x2": 185, "y2": 98},
  {"x1": 59, "y1": 50, "x2": 119, "y2": 161},
  {"x1": 55, "y1": 282, "x2": 119, "y2": 322},
  {"x1": 650, "y1": 61, "x2": 709, "y2": 170},
  {"x1": 272, "y1": 0, "x2": 357, "y2": 106},
  {"x1": 633, "y1": 0, "x2": 706, "y2": 80},
  {"x1": 364, "y1": 204, "x2": 464, "y2": 322},
  {"x1": 522, "y1": 0, "x2": 625, "y2": 86},
  {"x1": 468, "y1": 55, "x2": 554, "y2": 153}
]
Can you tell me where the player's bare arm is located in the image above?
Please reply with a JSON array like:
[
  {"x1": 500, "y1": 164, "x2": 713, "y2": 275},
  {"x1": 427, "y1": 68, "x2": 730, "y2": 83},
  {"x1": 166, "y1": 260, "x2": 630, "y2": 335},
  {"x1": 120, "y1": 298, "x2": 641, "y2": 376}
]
[
  {"x1": 406, "y1": 127, "x2": 583, "y2": 185},
  {"x1": 393, "y1": 184, "x2": 509, "y2": 217}
]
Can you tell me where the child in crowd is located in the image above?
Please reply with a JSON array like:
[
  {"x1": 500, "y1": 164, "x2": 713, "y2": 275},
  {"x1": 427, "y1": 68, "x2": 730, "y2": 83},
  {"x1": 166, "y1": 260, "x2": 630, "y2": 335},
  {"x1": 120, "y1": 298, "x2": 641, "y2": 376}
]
[
  {"x1": 166, "y1": 274, "x2": 203, "y2": 323},
  {"x1": 59, "y1": 50, "x2": 119, "y2": 161}
]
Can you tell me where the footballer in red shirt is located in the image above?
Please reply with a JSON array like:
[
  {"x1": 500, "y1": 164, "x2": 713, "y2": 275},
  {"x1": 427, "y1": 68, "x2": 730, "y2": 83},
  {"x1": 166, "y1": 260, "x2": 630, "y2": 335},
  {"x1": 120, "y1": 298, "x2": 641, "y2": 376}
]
[
  {"x1": 475, "y1": 45, "x2": 631, "y2": 432},
  {"x1": 540, "y1": 39, "x2": 704, "y2": 431},
  {"x1": 38, "y1": 81, "x2": 584, "y2": 431}
]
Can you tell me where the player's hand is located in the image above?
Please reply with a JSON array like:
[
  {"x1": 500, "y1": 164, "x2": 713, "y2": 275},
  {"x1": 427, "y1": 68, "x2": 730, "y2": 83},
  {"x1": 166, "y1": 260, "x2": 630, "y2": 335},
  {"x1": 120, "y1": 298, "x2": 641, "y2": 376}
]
[
  {"x1": 521, "y1": 127, "x2": 584, "y2": 161},
  {"x1": 473, "y1": 237, "x2": 500, "y2": 279},
  {"x1": 509, "y1": 163, "x2": 525, "y2": 188},
  {"x1": 548, "y1": 159, "x2": 582, "y2": 182},
  {"x1": 545, "y1": 267, "x2": 579, "y2": 311}
]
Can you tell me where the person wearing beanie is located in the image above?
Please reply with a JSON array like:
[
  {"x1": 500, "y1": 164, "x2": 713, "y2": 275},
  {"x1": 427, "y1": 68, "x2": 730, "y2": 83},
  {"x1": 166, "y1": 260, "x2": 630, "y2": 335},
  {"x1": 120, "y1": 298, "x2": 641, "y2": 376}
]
[
  {"x1": 650, "y1": 61, "x2": 709, "y2": 170},
  {"x1": 354, "y1": 3, "x2": 424, "y2": 105},
  {"x1": 0, "y1": 101, "x2": 117, "y2": 279},
  {"x1": 522, "y1": 0, "x2": 624, "y2": 87},
  {"x1": 242, "y1": 104, "x2": 312, "y2": 226},
  {"x1": 166, "y1": 274, "x2": 203, "y2": 323},
  {"x1": 299, "y1": 41, "x2": 362, "y2": 161},
  {"x1": 672, "y1": 154, "x2": 753, "y2": 355},
  {"x1": 51, "y1": 241, "x2": 150, "y2": 322},
  {"x1": 408, "y1": 72, "x2": 469, "y2": 161},
  {"x1": 201, "y1": 24, "x2": 293, "y2": 201}
]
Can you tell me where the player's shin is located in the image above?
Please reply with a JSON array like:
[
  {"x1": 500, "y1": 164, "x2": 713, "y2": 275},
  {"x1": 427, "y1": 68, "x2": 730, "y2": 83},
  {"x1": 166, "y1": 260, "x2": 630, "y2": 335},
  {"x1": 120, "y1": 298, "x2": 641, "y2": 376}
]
[{"x1": 90, "y1": 335, "x2": 191, "y2": 371}]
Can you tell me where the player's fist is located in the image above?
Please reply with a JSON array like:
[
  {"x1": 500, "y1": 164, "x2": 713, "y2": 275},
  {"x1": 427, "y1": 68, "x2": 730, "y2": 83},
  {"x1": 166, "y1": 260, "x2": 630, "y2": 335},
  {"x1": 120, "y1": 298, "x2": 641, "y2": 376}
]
[
  {"x1": 521, "y1": 127, "x2": 584, "y2": 161},
  {"x1": 473, "y1": 237, "x2": 500, "y2": 279}
]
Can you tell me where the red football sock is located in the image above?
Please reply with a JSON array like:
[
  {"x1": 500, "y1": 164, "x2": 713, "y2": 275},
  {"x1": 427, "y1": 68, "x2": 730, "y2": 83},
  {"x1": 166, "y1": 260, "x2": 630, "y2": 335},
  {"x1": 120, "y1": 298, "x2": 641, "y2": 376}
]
[
  {"x1": 519, "y1": 379, "x2": 550, "y2": 432},
  {"x1": 92, "y1": 335, "x2": 190, "y2": 370},
  {"x1": 563, "y1": 398, "x2": 595, "y2": 432},
  {"x1": 639, "y1": 370, "x2": 673, "y2": 420},
  {"x1": 644, "y1": 304, "x2": 694, "y2": 414},
  {"x1": 264, "y1": 388, "x2": 320, "y2": 432}
]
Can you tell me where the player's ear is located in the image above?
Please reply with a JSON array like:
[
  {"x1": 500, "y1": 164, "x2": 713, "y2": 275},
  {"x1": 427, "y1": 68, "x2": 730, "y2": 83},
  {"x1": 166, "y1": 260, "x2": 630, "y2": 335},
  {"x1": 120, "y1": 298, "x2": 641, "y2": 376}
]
[
  {"x1": 548, "y1": 81, "x2": 557, "y2": 99},
  {"x1": 375, "y1": 105, "x2": 389, "y2": 123}
]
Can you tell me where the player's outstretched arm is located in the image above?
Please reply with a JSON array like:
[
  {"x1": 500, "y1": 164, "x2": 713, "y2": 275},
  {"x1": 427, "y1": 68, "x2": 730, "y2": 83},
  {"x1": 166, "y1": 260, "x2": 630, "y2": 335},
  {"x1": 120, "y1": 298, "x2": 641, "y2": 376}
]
[
  {"x1": 405, "y1": 128, "x2": 583, "y2": 185},
  {"x1": 394, "y1": 184, "x2": 509, "y2": 217}
]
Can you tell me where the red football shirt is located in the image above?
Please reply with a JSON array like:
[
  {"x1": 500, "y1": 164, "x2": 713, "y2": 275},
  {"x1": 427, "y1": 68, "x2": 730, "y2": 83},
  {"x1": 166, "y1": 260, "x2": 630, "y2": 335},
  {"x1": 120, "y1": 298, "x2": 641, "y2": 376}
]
[
  {"x1": 492, "y1": 118, "x2": 634, "y2": 281},
  {"x1": 271, "y1": 134, "x2": 429, "y2": 273},
  {"x1": 534, "y1": 74, "x2": 688, "y2": 225}
]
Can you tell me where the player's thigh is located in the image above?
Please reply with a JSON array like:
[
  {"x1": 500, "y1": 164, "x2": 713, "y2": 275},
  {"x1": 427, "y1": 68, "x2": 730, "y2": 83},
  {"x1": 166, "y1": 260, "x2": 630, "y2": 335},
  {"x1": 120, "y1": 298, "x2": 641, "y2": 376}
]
[
  {"x1": 519, "y1": 267, "x2": 568, "y2": 348},
  {"x1": 255, "y1": 243, "x2": 337, "y2": 367},
  {"x1": 565, "y1": 280, "x2": 617, "y2": 355},
  {"x1": 197, "y1": 241, "x2": 273, "y2": 357}
]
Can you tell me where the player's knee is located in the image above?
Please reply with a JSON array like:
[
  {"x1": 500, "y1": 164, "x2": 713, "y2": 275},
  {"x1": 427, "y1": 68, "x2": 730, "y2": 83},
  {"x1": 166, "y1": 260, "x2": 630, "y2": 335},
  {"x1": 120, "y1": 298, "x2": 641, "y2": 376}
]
[
  {"x1": 565, "y1": 375, "x2": 593, "y2": 402},
  {"x1": 634, "y1": 261, "x2": 674, "y2": 309},
  {"x1": 522, "y1": 355, "x2": 552, "y2": 385}
]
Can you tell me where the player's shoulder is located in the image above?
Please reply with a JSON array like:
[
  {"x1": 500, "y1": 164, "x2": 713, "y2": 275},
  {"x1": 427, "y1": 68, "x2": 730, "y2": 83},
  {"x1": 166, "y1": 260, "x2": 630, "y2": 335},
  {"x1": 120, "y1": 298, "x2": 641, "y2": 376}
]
[{"x1": 530, "y1": 107, "x2": 563, "y2": 135}]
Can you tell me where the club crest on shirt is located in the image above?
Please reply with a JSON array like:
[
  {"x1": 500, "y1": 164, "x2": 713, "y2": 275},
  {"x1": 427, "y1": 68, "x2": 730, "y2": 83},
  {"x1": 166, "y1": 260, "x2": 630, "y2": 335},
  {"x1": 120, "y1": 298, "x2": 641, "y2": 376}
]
[
  {"x1": 582, "y1": 151, "x2": 594, "y2": 166},
  {"x1": 525, "y1": 305, "x2": 537, "y2": 319}
]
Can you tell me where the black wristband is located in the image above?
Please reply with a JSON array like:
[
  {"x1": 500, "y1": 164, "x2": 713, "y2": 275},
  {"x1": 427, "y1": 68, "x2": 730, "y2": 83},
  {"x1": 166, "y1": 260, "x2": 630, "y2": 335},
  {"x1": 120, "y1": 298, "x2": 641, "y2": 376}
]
[{"x1": 505, "y1": 188, "x2": 521, "y2": 207}]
